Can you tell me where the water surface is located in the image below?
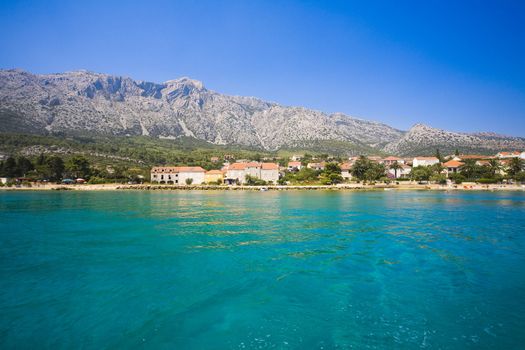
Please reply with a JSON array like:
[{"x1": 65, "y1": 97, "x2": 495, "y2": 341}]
[{"x1": 1, "y1": 190, "x2": 525, "y2": 349}]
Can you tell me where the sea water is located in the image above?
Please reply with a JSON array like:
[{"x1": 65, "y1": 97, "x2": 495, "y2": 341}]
[{"x1": 1, "y1": 190, "x2": 524, "y2": 349}]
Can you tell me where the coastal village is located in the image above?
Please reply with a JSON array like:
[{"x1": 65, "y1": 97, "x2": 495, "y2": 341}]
[
  {"x1": 1, "y1": 149, "x2": 525, "y2": 189},
  {"x1": 148, "y1": 150, "x2": 525, "y2": 187}
]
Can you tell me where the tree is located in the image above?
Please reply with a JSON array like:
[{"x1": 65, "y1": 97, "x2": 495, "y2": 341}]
[
  {"x1": 460, "y1": 159, "x2": 477, "y2": 180},
  {"x1": 430, "y1": 173, "x2": 447, "y2": 185},
  {"x1": 351, "y1": 156, "x2": 371, "y2": 181},
  {"x1": 321, "y1": 162, "x2": 343, "y2": 184},
  {"x1": 2, "y1": 157, "x2": 18, "y2": 178},
  {"x1": 507, "y1": 158, "x2": 524, "y2": 178},
  {"x1": 36, "y1": 153, "x2": 46, "y2": 166},
  {"x1": 431, "y1": 163, "x2": 444, "y2": 176},
  {"x1": 411, "y1": 166, "x2": 432, "y2": 182},
  {"x1": 389, "y1": 161, "x2": 402, "y2": 179},
  {"x1": 244, "y1": 175, "x2": 266, "y2": 186},
  {"x1": 364, "y1": 163, "x2": 386, "y2": 182},
  {"x1": 46, "y1": 156, "x2": 65, "y2": 181},
  {"x1": 65, "y1": 156, "x2": 91, "y2": 179},
  {"x1": 17, "y1": 157, "x2": 34, "y2": 177},
  {"x1": 454, "y1": 149, "x2": 460, "y2": 156},
  {"x1": 185, "y1": 178, "x2": 193, "y2": 185},
  {"x1": 487, "y1": 159, "x2": 502, "y2": 177},
  {"x1": 435, "y1": 149, "x2": 443, "y2": 162}
]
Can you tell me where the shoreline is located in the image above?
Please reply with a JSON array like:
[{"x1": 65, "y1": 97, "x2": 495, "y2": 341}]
[{"x1": 2, "y1": 183, "x2": 525, "y2": 192}]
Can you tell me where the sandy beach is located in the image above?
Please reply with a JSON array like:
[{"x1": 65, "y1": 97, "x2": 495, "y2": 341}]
[{"x1": 2, "y1": 182, "x2": 525, "y2": 192}]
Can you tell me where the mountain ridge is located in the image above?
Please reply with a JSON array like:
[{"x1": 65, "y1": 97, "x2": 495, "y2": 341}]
[{"x1": 0, "y1": 69, "x2": 524, "y2": 155}]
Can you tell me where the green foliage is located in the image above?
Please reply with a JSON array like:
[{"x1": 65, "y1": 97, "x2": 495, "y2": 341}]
[
  {"x1": 389, "y1": 161, "x2": 402, "y2": 178},
  {"x1": 350, "y1": 156, "x2": 371, "y2": 181},
  {"x1": 449, "y1": 173, "x2": 466, "y2": 184},
  {"x1": 185, "y1": 178, "x2": 194, "y2": 185},
  {"x1": 430, "y1": 173, "x2": 447, "y2": 185},
  {"x1": 364, "y1": 163, "x2": 386, "y2": 182},
  {"x1": 350, "y1": 156, "x2": 385, "y2": 182},
  {"x1": 435, "y1": 149, "x2": 443, "y2": 162},
  {"x1": 65, "y1": 156, "x2": 91, "y2": 179},
  {"x1": 88, "y1": 176, "x2": 107, "y2": 184},
  {"x1": 320, "y1": 162, "x2": 343, "y2": 185},
  {"x1": 477, "y1": 178, "x2": 501, "y2": 184},
  {"x1": 514, "y1": 171, "x2": 525, "y2": 183},
  {"x1": 410, "y1": 166, "x2": 433, "y2": 182},
  {"x1": 507, "y1": 158, "x2": 524, "y2": 178},
  {"x1": 284, "y1": 167, "x2": 319, "y2": 184},
  {"x1": 245, "y1": 175, "x2": 267, "y2": 186}
]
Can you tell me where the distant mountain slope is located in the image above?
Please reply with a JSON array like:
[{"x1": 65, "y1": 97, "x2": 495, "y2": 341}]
[
  {"x1": 0, "y1": 69, "x2": 403, "y2": 152},
  {"x1": 383, "y1": 124, "x2": 525, "y2": 156},
  {"x1": 0, "y1": 69, "x2": 523, "y2": 155}
]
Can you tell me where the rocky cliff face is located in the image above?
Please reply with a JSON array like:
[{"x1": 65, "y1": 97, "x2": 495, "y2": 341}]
[
  {"x1": 383, "y1": 124, "x2": 525, "y2": 156},
  {"x1": 1, "y1": 69, "x2": 523, "y2": 155},
  {"x1": 0, "y1": 69, "x2": 403, "y2": 151}
]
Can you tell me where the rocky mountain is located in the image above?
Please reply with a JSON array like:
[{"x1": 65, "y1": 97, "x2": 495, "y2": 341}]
[
  {"x1": 383, "y1": 124, "x2": 525, "y2": 156},
  {"x1": 0, "y1": 69, "x2": 524, "y2": 155},
  {"x1": 0, "y1": 69, "x2": 402, "y2": 152}
]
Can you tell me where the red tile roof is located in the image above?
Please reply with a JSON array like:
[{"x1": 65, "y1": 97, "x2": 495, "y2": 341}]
[
  {"x1": 151, "y1": 166, "x2": 206, "y2": 173},
  {"x1": 443, "y1": 160, "x2": 464, "y2": 168},
  {"x1": 261, "y1": 163, "x2": 279, "y2": 170},
  {"x1": 414, "y1": 156, "x2": 439, "y2": 160},
  {"x1": 340, "y1": 163, "x2": 352, "y2": 170}
]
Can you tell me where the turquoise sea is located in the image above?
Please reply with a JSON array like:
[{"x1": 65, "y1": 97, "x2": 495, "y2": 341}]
[{"x1": 1, "y1": 190, "x2": 525, "y2": 349}]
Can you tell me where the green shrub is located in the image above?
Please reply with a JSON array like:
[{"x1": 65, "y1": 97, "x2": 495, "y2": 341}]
[
  {"x1": 88, "y1": 176, "x2": 107, "y2": 184},
  {"x1": 430, "y1": 174, "x2": 447, "y2": 185},
  {"x1": 449, "y1": 173, "x2": 466, "y2": 184},
  {"x1": 477, "y1": 178, "x2": 499, "y2": 184}
]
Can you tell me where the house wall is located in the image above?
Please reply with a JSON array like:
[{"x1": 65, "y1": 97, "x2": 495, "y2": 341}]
[
  {"x1": 260, "y1": 169, "x2": 279, "y2": 183},
  {"x1": 413, "y1": 159, "x2": 439, "y2": 167},
  {"x1": 387, "y1": 168, "x2": 411, "y2": 178},
  {"x1": 226, "y1": 169, "x2": 246, "y2": 183},
  {"x1": 150, "y1": 171, "x2": 204, "y2": 184},
  {"x1": 205, "y1": 173, "x2": 223, "y2": 183},
  {"x1": 178, "y1": 171, "x2": 205, "y2": 185},
  {"x1": 245, "y1": 166, "x2": 260, "y2": 178},
  {"x1": 151, "y1": 171, "x2": 178, "y2": 183},
  {"x1": 341, "y1": 170, "x2": 352, "y2": 179}
]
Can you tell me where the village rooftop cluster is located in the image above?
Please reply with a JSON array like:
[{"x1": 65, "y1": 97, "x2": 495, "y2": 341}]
[{"x1": 149, "y1": 151, "x2": 525, "y2": 186}]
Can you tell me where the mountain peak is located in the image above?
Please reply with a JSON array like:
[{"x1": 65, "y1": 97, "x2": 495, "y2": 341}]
[
  {"x1": 164, "y1": 77, "x2": 204, "y2": 90},
  {"x1": 0, "y1": 69, "x2": 523, "y2": 155}
]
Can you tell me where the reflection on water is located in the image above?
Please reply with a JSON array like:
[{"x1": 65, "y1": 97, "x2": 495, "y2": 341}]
[{"x1": 1, "y1": 190, "x2": 525, "y2": 349}]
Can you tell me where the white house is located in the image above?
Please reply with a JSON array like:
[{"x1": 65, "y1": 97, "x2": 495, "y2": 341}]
[
  {"x1": 291, "y1": 155, "x2": 303, "y2": 161},
  {"x1": 382, "y1": 156, "x2": 404, "y2": 166},
  {"x1": 225, "y1": 162, "x2": 279, "y2": 184},
  {"x1": 387, "y1": 164, "x2": 412, "y2": 178},
  {"x1": 412, "y1": 157, "x2": 440, "y2": 167},
  {"x1": 496, "y1": 151, "x2": 521, "y2": 159},
  {"x1": 521, "y1": 151, "x2": 525, "y2": 160},
  {"x1": 150, "y1": 166, "x2": 206, "y2": 185},
  {"x1": 287, "y1": 161, "x2": 302, "y2": 171},
  {"x1": 442, "y1": 160, "x2": 463, "y2": 174},
  {"x1": 340, "y1": 163, "x2": 352, "y2": 180},
  {"x1": 260, "y1": 163, "x2": 279, "y2": 183},
  {"x1": 307, "y1": 162, "x2": 325, "y2": 171}
]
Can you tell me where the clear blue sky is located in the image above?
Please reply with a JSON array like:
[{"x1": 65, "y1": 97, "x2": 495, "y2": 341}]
[{"x1": 1, "y1": 0, "x2": 524, "y2": 136}]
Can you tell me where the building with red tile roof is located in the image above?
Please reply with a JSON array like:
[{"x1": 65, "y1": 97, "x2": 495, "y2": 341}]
[{"x1": 151, "y1": 166, "x2": 206, "y2": 184}]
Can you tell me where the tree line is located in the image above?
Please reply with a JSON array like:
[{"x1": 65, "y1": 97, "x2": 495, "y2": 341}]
[{"x1": 0, "y1": 154, "x2": 148, "y2": 184}]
